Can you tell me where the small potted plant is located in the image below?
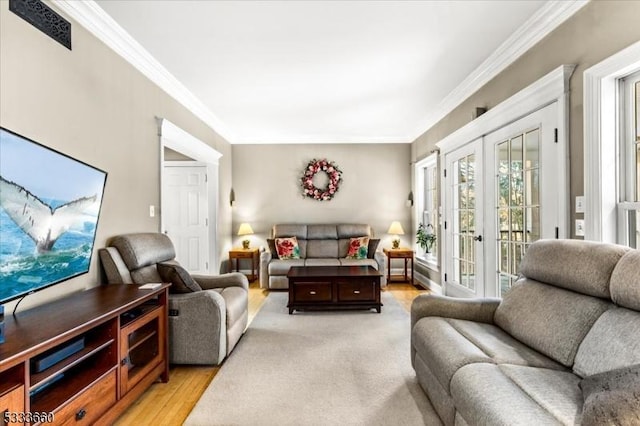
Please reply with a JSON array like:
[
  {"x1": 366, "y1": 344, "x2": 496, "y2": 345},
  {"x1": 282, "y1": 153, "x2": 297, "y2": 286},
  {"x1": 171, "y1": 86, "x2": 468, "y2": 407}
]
[{"x1": 416, "y1": 223, "x2": 437, "y2": 254}]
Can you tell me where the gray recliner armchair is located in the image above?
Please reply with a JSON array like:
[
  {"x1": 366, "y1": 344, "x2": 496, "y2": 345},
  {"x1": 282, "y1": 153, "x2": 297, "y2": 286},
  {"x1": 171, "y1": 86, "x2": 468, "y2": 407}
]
[{"x1": 99, "y1": 233, "x2": 248, "y2": 365}]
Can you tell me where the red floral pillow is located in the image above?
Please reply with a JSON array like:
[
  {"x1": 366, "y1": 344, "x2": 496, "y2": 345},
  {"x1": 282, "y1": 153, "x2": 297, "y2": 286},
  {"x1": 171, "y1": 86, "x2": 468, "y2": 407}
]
[
  {"x1": 346, "y1": 237, "x2": 369, "y2": 259},
  {"x1": 275, "y1": 237, "x2": 301, "y2": 259}
]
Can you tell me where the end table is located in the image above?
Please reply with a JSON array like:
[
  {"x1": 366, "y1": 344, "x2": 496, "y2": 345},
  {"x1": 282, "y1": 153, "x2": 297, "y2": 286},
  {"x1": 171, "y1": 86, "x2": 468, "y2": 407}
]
[
  {"x1": 229, "y1": 247, "x2": 260, "y2": 281},
  {"x1": 383, "y1": 248, "x2": 414, "y2": 284}
]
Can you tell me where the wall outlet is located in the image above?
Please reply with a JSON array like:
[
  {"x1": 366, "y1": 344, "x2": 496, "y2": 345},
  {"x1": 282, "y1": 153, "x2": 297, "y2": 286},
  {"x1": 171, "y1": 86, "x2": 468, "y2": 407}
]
[
  {"x1": 575, "y1": 219, "x2": 585, "y2": 236},
  {"x1": 149, "y1": 205, "x2": 155, "y2": 217},
  {"x1": 576, "y1": 196, "x2": 585, "y2": 213}
]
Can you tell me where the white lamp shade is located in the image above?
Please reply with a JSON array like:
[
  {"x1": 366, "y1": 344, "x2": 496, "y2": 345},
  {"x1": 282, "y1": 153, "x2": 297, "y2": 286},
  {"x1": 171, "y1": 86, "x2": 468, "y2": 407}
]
[
  {"x1": 387, "y1": 221, "x2": 405, "y2": 235},
  {"x1": 238, "y1": 223, "x2": 254, "y2": 236}
]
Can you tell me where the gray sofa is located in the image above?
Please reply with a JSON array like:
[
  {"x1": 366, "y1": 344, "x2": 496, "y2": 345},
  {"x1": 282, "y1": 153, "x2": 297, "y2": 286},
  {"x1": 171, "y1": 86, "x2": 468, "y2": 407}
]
[
  {"x1": 411, "y1": 239, "x2": 640, "y2": 425},
  {"x1": 99, "y1": 233, "x2": 248, "y2": 365},
  {"x1": 260, "y1": 224, "x2": 387, "y2": 289}
]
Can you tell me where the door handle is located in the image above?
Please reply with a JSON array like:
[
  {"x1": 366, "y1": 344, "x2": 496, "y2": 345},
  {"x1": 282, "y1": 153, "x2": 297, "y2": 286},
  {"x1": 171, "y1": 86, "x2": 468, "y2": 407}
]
[{"x1": 474, "y1": 235, "x2": 483, "y2": 242}]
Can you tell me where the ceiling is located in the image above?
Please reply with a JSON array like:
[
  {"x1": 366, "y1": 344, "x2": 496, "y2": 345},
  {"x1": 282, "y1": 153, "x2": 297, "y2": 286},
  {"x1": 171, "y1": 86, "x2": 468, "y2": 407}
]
[{"x1": 87, "y1": 1, "x2": 575, "y2": 144}]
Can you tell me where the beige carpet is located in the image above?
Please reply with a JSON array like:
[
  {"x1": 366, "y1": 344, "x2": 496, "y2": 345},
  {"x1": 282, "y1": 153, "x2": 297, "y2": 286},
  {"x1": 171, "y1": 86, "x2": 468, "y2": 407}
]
[{"x1": 185, "y1": 292, "x2": 442, "y2": 426}]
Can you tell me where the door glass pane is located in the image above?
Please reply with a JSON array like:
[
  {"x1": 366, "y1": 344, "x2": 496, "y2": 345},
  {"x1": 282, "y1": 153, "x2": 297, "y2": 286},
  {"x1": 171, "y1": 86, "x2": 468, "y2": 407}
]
[
  {"x1": 511, "y1": 173, "x2": 524, "y2": 207},
  {"x1": 525, "y1": 129, "x2": 540, "y2": 169},
  {"x1": 468, "y1": 182, "x2": 476, "y2": 208},
  {"x1": 526, "y1": 207, "x2": 541, "y2": 242},
  {"x1": 497, "y1": 141, "x2": 509, "y2": 171},
  {"x1": 525, "y1": 169, "x2": 540, "y2": 205},
  {"x1": 498, "y1": 209, "x2": 509, "y2": 240},
  {"x1": 457, "y1": 158, "x2": 466, "y2": 183},
  {"x1": 510, "y1": 135, "x2": 523, "y2": 173},
  {"x1": 458, "y1": 184, "x2": 468, "y2": 209},
  {"x1": 498, "y1": 175, "x2": 509, "y2": 207}
]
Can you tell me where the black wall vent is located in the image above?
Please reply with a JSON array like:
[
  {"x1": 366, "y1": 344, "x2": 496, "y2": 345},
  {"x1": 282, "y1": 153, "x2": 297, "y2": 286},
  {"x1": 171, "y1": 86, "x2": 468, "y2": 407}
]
[{"x1": 9, "y1": 0, "x2": 71, "y2": 50}]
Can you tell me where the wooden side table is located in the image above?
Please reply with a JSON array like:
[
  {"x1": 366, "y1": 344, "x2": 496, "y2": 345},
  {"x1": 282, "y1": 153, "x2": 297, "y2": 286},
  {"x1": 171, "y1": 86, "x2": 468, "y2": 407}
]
[
  {"x1": 229, "y1": 248, "x2": 260, "y2": 281},
  {"x1": 383, "y1": 248, "x2": 414, "y2": 284}
]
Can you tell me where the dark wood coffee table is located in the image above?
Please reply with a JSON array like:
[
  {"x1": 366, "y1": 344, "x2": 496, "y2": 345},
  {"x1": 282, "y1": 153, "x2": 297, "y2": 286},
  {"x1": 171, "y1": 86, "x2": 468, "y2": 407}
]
[{"x1": 287, "y1": 266, "x2": 382, "y2": 314}]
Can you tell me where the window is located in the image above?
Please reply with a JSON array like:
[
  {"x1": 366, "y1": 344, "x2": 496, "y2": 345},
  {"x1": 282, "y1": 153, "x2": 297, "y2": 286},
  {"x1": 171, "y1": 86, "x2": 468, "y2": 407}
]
[
  {"x1": 584, "y1": 41, "x2": 640, "y2": 244},
  {"x1": 618, "y1": 71, "x2": 640, "y2": 248},
  {"x1": 415, "y1": 153, "x2": 438, "y2": 267}
]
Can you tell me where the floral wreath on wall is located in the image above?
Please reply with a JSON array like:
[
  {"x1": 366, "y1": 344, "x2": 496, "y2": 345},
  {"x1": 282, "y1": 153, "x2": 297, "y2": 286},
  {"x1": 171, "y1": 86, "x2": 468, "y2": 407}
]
[{"x1": 300, "y1": 158, "x2": 343, "y2": 201}]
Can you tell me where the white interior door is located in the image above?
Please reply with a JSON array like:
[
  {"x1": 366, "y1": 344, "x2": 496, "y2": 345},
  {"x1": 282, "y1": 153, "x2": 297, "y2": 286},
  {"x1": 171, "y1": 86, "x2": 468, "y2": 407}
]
[
  {"x1": 484, "y1": 102, "x2": 559, "y2": 297},
  {"x1": 162, "y1": 163, "x2": 209, "y2": 274},
  {"x1": 444, "y1": 138, "x2": 484, "y2": 297}
]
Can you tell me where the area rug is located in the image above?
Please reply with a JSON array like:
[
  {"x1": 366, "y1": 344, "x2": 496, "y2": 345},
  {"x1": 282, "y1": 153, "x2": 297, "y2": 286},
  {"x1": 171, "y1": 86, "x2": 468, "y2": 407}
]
[{"x1": 184, "y1": 292, "x2": 442, "y2": 426}]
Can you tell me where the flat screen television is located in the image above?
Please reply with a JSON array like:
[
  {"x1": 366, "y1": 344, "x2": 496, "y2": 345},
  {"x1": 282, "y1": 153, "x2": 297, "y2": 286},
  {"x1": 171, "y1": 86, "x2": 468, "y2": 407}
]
[{"x1": 0, "y1": 127, "x2": 107, "y2": 305}]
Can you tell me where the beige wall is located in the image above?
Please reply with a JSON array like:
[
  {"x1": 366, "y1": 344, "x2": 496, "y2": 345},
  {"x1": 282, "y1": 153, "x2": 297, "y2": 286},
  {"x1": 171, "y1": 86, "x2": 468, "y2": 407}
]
[
  {"x1": 412, "y1": 0, "x2": 640, "y2": 238},
  {"x1": 231, "y1": 144, "x2": 411, "y2": 250},
  {"x1": 0, "y1": 1, "x2": 233, "y2": 310}
]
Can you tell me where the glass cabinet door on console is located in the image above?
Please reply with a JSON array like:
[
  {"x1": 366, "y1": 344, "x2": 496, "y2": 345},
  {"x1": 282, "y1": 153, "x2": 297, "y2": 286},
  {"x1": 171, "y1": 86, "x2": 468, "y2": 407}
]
[{"x1": 119, "y1": 304, "x2": 166, "y2": 396}]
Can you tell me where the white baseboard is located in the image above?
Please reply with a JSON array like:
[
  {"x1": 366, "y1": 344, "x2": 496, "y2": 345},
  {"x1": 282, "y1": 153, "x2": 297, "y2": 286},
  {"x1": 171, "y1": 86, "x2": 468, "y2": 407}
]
[{"x1": 413, "y1": 270, "x2": 443, "y2": 294}]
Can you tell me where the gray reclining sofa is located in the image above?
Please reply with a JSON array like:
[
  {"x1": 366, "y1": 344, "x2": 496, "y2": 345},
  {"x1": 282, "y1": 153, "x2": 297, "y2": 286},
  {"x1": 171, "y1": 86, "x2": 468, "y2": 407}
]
[
  {"x1": 411, "y1": 239, "x2": 640, "y2": 425},
  {"x1": 259, "y1": 223, "x2": 387, "y2": 290}
]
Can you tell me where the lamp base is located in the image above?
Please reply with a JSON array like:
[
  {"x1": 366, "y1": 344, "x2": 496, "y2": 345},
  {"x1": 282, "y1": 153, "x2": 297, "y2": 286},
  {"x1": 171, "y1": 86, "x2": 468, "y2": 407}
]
[
  {"x1": 242, "y1": 240, "x2": 250, "y2": 249},
  {"x1": 392, "y1": 240, "x2": 400, "y2": 249}
]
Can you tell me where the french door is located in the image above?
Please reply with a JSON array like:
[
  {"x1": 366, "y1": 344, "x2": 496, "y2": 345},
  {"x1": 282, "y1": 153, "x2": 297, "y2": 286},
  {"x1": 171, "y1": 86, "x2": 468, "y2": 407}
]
[
  {"x1": 444, "y1": 138, "x2": 484, "y2": 297},
  {"x1": 484, "y1": 103, "x2": 559, "y2": 297},
  {"x1": 443, "y1": 102, "x2": 562, "y2": 298}
]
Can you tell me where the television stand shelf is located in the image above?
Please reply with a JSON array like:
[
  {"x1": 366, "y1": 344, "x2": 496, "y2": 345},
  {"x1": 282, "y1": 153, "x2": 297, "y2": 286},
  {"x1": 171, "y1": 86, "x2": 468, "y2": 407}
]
[{"x1": 0, "y1": 283, "x2": 169, "y2": 425}]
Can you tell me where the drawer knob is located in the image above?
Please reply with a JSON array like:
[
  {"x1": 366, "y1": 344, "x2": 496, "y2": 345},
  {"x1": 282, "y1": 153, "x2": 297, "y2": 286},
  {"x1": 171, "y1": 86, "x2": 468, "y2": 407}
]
[
  {"x1": 76, "y1": 408, "x2": 87, "y2": 421},
  {"x1": 353, "y1": 290, "x2": 361, "y2": 294},
  {"x1": 310, "y1": 291, "x2": 317, "y2": 295}
]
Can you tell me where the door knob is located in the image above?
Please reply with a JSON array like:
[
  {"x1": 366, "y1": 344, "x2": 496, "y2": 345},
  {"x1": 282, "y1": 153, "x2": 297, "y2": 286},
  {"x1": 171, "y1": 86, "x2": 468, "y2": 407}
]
[{"x1": 473, "y1": 235, "x2": 483, "y2": 242}]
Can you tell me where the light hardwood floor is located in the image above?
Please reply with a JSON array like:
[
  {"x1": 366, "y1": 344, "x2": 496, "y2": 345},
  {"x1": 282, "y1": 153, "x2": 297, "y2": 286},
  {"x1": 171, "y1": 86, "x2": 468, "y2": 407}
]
[{"x1": 115, "y1": 278, "x2": 429, "y2": 425}]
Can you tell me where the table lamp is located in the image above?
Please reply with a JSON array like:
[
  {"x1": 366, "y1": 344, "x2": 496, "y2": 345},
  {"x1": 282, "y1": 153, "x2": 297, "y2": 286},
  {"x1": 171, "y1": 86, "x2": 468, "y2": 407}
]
[
  {"x1": 387, "y1": 221, "x2": 404, "y2": 249},
  {"x1": 238, "y1": 223, "x2": 254, "y2": 249}
]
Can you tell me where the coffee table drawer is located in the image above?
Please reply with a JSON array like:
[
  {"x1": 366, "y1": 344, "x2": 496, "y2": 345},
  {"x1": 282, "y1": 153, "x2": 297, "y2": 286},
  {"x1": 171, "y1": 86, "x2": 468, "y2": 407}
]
[
  {"x1": 337, "y1": 281, "x2": 376, "y2": 301},
  {"x1": 293, "y1": 281, "x2": 332, "y2": 302}
]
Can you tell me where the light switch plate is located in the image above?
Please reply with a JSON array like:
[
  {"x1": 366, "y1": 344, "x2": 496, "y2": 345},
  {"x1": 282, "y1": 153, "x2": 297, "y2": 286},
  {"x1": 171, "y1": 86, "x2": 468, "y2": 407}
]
[
  {"x1": 149, "y1": 205, "x2": 155, "y2": 217},
  {"x1": 576, "y1": 219, "x2": 585, "y2": 236},
  {"x1": 576, "y1": 196, "x2": 585, "y2": 213}
]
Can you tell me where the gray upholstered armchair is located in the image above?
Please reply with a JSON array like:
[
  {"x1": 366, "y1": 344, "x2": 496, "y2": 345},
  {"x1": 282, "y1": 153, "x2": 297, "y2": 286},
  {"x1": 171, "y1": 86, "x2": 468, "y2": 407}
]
[{"x1": 99, "y1": 233, "x2": 248, "y2": 365}]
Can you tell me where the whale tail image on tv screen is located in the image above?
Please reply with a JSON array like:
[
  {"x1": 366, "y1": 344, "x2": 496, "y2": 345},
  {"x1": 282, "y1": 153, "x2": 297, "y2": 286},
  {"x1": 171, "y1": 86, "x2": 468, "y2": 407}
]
[{"x1": 0, "y1": 127, "x2": 107, "y2": 305}]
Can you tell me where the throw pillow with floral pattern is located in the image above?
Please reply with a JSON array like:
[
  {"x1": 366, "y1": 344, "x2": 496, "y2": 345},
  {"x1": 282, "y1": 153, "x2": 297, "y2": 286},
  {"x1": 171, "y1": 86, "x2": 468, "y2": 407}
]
[
  {"x1": 275, "y1": 237, "x2": 301, "y2": 259},
  {"x1": 346, "y1": 236, "x2": 369, "y2": 259}
]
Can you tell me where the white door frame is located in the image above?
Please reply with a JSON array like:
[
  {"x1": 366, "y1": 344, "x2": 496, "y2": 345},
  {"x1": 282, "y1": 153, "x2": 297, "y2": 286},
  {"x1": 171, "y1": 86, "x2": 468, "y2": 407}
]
[
  {"x1": 435, "y1": 65, "x2": 574, "y2": 297},
  {"x1": 159, "y1": 118, "x2": 222, "y2": 273}
]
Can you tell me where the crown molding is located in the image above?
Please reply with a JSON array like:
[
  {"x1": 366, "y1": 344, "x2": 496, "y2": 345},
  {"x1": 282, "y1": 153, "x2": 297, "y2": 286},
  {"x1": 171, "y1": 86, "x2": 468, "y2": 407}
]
[
  {"x1": 53, "y1": 0, "x2": 587, "y2": 145},
  {"x1": 408, "y1": 0, "x2": 589, "y2": 142},
  {"x1": 53, "y1": 0, "x2": 236, "y2": 143}
]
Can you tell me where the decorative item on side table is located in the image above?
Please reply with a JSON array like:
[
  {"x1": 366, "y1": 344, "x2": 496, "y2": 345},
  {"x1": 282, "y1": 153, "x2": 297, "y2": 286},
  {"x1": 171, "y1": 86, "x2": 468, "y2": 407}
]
[
  {"x1": 387, "y1": 221, "x2": 405, "y2": 249},
  {"x1": 416, "y1": 222, "x2": 436, "y2": 254},
  {"x1": 300, "y1": 158, "x2": 342, "y2": 201},
  {"x1": 237, "y1": 223, "x2": 254, "y2": 249}
]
